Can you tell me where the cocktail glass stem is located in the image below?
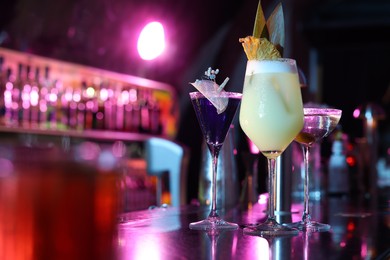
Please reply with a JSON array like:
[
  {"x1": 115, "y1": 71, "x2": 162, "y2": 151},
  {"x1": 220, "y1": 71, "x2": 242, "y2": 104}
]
[
  {"x1": 284, "y1": 142, "x2": 330, "y2": 232},
  {"x1": 302, "y1": 144, "x2": 311, "y2": 224},
  {"x1": 243, "y1": 155, "x2": 298, "y2": 236},
  {"x1": 209, "y1": 145, "x2": 220, "y2": 218},
  {"x1": 267, "y1": 157, "x2": 277, "y2": 223},
  {"x1": 296, "y1": 143, "x2": 329, "y2": 231},
  {"x1": 189, "y1": 141, "x2": 238, "y2": 230}
]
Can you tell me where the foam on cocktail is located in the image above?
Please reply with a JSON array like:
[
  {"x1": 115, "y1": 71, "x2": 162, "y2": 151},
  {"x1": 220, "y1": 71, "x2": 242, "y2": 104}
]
[{"x1": 245, "y1": 59, "x2": 297, "y2": 75}]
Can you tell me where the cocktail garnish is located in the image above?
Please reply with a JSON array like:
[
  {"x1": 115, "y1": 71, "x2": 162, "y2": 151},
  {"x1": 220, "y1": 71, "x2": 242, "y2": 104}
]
[
  {"x1": 266, "y1": 3, "x2": 284, "y2": 56},
  {"x1": 252, "y1": 0, "x2": 267, "y2": 39},
  {"x1": 239, "y1": 1, "x2": 285, "y2": 60},
  {"x1": 218, "y1": 77, "x2": 230, "y2": 92},
  {"x1": 190, "y1": 67, "x2": 229, "y2": 114},
  {"x1": 239, "y1": 37, "x2": 281, "y2": 60}
]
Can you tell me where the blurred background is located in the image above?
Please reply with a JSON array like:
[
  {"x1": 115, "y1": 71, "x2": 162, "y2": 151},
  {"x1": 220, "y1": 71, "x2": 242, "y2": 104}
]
[{"x1": 1, "y1": 0, "x2": 389, "y2": 201}]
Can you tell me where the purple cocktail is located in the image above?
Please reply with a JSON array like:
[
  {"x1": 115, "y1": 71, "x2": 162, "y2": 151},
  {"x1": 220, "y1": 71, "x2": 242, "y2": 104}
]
[{"x1": 189, "y1": 91, "x2": 241, "y2": 230}]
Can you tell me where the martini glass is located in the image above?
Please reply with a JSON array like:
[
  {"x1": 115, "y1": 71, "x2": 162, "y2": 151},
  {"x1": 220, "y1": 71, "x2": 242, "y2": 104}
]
[
  {"x1": 239, "y1": 58, "x2": 304, "y2": 236},
  {"x1": 285, "y1": 107, "x2": 342, "y2": 232},
  {"x1": 189, "y1": 91, "x2": 241, "y2": 230}
]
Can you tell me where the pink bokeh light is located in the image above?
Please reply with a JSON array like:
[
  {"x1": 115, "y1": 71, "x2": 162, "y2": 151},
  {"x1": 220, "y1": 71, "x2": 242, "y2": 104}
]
[{"x1": 137, "y1": 21, "x2": 165, "y2": 60}]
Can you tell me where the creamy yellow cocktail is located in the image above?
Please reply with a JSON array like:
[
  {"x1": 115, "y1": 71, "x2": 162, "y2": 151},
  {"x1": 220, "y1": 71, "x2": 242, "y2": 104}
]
[
  {"x1": 238, "y1": 1, "x2": 304, "y2": 236},
  {"x1": 239, "y1": 58, "x2": 303, "y2": 158}
]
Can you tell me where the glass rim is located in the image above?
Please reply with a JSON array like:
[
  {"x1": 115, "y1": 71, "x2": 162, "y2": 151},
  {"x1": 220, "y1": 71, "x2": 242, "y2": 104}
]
[
  {"x1": 303, "y1": 107, "x2": 342, "y2": 115},
  {"x1": 247, "y1": 58, "x2": 296, "y2": 63},
  {"x1": 189, "y1": 91, "x2": 242, "y2": 99}
]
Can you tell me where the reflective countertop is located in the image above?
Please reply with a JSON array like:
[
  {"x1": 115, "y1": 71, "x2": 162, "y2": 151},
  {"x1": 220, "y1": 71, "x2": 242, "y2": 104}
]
[
  {"x1": 116, "y1": 192, "x2": 390, "y2": 260},
  {"x1": 0, "y1": 143, "x2": 388, "y2": 259}
]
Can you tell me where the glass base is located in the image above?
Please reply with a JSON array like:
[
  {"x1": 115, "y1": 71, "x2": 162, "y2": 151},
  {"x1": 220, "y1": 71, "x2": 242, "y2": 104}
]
[
  {"x1": 243, "y1": 218, "x2": 299, "y2": 237},
  {"x1": 284, "y1": 220, "x2": 331, "y2": 232},
  {"x1": 189, "y1": 216, "x2": 238, "y2": 231}
]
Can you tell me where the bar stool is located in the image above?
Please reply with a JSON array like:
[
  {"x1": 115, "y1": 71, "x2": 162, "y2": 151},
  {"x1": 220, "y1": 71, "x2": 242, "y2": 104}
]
[{"x1": 145, "y1": 137, "x2": 186, "y2": 207}]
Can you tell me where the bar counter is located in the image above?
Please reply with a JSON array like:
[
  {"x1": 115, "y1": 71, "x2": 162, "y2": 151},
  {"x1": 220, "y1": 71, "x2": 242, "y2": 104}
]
[
  {"x1": 116, "y1": 193, "x2": 390, "y2": 260},
  {"x1": 0, "y1": 141, "x2": 389, "y2": 259}
]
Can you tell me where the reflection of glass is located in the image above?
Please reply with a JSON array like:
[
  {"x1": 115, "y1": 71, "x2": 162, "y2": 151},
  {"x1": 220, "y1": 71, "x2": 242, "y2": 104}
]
[
  {"x1": 251, "y1": 236, "x2": 270, "y2": 259},
  {"x1": 206, "y1": 229, "x2": 220, "y2": 260},
  {"x1": 189, "y1": 91, "x2": 241, "y2": 230},
  {"x1": 271, "y1": 236, "x2": 292, "y2": 260},
  {"x1": 303, "y1": 231, "x2": 311, "y2": 260},
  {"x1": 246, "y1": 234, "x2": 291, "y2": 260},
  {"x1": 285, "y1": 108, "x2": 342, "y2": 232},
  {"x1": 239, "y1": 58, "x2": 303, "y2": 236}
]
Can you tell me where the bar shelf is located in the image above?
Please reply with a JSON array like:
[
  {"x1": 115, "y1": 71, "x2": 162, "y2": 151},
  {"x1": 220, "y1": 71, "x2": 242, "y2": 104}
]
[{"x1": 0, "y1": 47, "x2": 178, "y2": 139}]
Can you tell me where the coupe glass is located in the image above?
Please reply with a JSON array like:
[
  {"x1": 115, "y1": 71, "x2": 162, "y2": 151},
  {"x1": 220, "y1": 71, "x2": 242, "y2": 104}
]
[
  {"x1": 285, "y1": 107, "x2": 342, "y2": 232},
  {"x1": 239, "y1": 58, "x2": 303, "y2": 236},
  {"x1": 189, "y1": 91, "x2": 241, "y2": 230}
]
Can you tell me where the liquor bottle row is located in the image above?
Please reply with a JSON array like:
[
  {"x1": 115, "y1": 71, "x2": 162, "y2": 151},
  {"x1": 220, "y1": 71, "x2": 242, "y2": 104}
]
[{"x1": 0, "y1": 58, "x2": 163, "y2": 134}]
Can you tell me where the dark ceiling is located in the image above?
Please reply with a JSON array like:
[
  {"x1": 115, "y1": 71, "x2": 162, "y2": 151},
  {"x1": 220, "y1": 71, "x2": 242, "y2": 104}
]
[{"x1": 302, "y1": 0, "x2": 390, "y2": 46}]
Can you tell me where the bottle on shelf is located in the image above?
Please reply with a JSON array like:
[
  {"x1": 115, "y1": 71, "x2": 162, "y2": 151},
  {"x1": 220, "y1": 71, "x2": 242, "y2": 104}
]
[
  {"x1": 129, "y1": 88, "x2": 141, "y2": 133},
  {"x1": 71, "y1": 89, "x2": 85, "y2": 130},
  {"x1": 328, "y1": 133, "x2": 350, "y2": 195},
  {"x1": 29, "y1": 67, "x2": 41, "y2": 128},
  {"x1": 38, "y1": 67, "x2": 49, "y2": 129},
  {"x1": 103, "y1": 87, "x2": 115, "y2": 131},
  {"x1": 93, "y1": 82, "x2": 106, "y2": 130},
  {"x1": 21, "y1": 65, "x2": 34, "y2": 127},
  {"x1": 149, "y1": 93, "x2": 162, "y2": 135},
  {"x1": 75, "y1": 81, "x2": 87, "y2": 131},
  {"x1": 83, "y1": 82, "x2": 97, "y2": 130},
  {"x1": 60, "y1": 86, "x2": 73, "y2": 129},
  {"x1": 3, "y1": 67, "x2": 12, "y2": 126},
  {"x1": 47, "y1": 82, "x2": 59, "y2": 129},
  {"x1": 139, "y1": 89, "x2": 150, "y2": 133},
  {"x1": 11, "y1": 63, "x2": 24, "y2": 124},
  {"x1": 115, "y1": 87, "x2": 124, "y2": 131}
]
